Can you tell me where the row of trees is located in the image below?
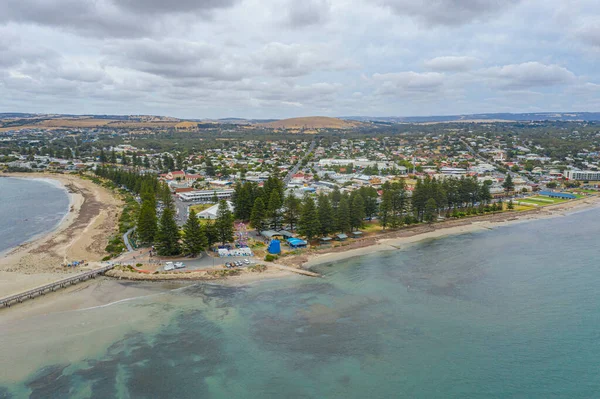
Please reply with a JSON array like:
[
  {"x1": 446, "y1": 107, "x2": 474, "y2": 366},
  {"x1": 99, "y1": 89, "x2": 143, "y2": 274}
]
[
  {"x1": 238, "y1": 185, "x2": 378, "y2": 240},
  {"x1": 234, "y1": 175, "x2": 498, "y2": 240}
]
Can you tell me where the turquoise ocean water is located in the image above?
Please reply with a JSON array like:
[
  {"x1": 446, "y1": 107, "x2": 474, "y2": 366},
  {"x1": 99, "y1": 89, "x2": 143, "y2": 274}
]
[{"x1": 1, "y1": 206, "x2": 600, "y2": 398}]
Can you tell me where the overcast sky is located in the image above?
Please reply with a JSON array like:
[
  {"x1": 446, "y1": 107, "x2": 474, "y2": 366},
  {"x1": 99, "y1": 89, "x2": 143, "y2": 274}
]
[{"x1": 1, "y1": 0, "x2": 600, "y2": 119}]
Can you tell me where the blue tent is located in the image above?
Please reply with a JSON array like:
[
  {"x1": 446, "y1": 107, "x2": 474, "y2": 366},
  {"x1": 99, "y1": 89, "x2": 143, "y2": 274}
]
[
  {"x1": 268, "y1": 239, "x2": 281, "y2": 254},
  {"x1": 287, "y1": 237, "x2": 308, "y2": 248}
]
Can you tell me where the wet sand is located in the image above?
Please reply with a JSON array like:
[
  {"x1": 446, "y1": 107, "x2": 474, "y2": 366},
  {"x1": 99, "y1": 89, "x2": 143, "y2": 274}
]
[{"x1": 0, "y1": 173, "x2": 122, "y2": 297}]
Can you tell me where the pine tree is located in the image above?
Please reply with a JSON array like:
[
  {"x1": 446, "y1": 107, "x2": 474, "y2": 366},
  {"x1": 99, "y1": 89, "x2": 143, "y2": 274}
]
[
  {"x1": 155, "y1": 207, "x2": 180, "y2": 256},
  {"x1": 250, "y1": 197, "x2": 267, "y2": 233},
  {"x1": 215, "y1": 200, "x2": 234, "y2": 245},
  {"x1": 379, "y1": 190, "x2": 392, "y2": 230},
  {"x1": 424, "y1": 198, "x2": 437, "y2": 223},
  {"x1": 267, "y1": 190, "x2": 283, "y2": 230},
  {"x1": 99, "y1": 149, "x2": 107, "y2": 163},
  {"x1": 503, "y1": 174, "x2": 515, "y2": 195},
  {"x1": 336, "y1": 196, "x2": 351, "y2": 234},
  {"x1": 182, "y1": 209, "x2": 207, "y2": 257},
  {"x1": 298, "y1": 195, "x2": 320, "y2": 241},
  {"x1": 110, "y1": 149, "x2": 117, "y2": 164},
  {"x1": 283, "y1": 192, "x2": 301, "y2": 232},
  {"x1": 317, "y1": 194, "x2": 334, "y2": 237},
  {"x1": 508, "y1": 200, "x2": 515, "y2": 210},
  {"x1": 137, "y1": 197, "x2": 157, "y2": 245},
  {"x1": 205, "y1": 220, "x2": 219, "y2": 247},
  {"x1": 350, "y1": 193, "x2": 366, "y2": 231}
]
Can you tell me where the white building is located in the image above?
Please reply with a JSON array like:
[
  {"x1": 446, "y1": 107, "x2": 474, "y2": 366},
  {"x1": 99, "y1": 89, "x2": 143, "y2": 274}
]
[
  {"x1": 197, "y1": 201, "x2": 234, "y2": 219},
  {"x1": 178, "y1": 189, "x2": 235, "y2": 202},
  {"x1": 564, "y1": 170, "x2": 600, "y2": 181}
]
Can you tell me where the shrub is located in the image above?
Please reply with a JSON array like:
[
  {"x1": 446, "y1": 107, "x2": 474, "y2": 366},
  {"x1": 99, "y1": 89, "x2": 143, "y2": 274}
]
[
  {"x1": 264, "y1": 254, "x2": 278, "y2": 262},
  {"x1": 249, "y1": 264, "x2": 268, "y2": 273}
]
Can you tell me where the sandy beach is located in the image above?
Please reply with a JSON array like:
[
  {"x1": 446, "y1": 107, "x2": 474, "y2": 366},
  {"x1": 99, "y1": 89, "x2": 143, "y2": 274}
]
[
  {"x1": 281, "y1": 194, "x2": 600, "y2": 270},
  {"x1": 0, "y1": 173, "x2": 122, "y2": 297}
]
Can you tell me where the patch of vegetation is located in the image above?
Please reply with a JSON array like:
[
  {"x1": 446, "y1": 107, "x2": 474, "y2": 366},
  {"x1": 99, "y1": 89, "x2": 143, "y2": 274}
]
[
  {"x1": 264, "y1": 254, "x2": 279, "y2": 262},
  {"x1": 105, "y1": 235, "x2": 125, "y2": 258},
  {"x1": 208, "y1": 269, "x2": 241, "y2": 277},
  {"x1": 248, "y1": 264, "x2": 267, "y2": 273}
]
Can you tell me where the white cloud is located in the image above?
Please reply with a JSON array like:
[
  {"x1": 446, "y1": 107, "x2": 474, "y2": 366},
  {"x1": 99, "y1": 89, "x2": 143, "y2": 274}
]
[
  {"x1": 480, "y1": 62, "x2": 576, "y2": 89},
  {"x1": 424, "y1": 56, "x2": 481, "y2": 72},
  {"x1": 372, "y1": 72, "x2": 446, "y2": 95},
  {"x1": 1, "y1": 0, "x2": 600, "y2": 118}
]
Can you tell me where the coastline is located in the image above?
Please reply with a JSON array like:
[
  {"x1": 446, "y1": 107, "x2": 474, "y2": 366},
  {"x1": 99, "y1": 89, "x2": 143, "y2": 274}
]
[
  {"x1": 0, "y1": 175, "x2": 74, "y2": 257},
  {"x1": 1, "y1": 184, "x2": 597, "y2": 318},
  {"x1": 281, "y1": 194, "x2": 600, "y2": 271},
  {"x1": 0, "y1": 172, "x2": 123, "y2": 298}
]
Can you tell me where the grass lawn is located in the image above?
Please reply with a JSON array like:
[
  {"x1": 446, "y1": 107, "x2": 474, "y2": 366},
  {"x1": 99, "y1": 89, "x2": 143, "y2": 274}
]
[
  {"x1": 527, "y1": 196, "x2": 568, "y2": 204},
  {"x1": 573, "y1": 189, "x2": 597, "y2": 194},
  {"x1": 361, "y1": 221, "x2": 383, "y2": 232},
  {"x1": 190, "y1": 203, "x2": 215, "y2": 213}
]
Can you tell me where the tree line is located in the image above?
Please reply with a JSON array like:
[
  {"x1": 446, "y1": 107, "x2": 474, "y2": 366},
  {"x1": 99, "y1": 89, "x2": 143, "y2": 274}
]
[{"x1": 233, "y1": 175, "x2": 495, "y2": 241}]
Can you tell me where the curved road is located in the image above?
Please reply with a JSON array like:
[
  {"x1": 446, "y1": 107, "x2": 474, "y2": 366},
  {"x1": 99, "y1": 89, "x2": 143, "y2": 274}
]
[{"x1": 123, "y1": 227, "x2": 135, "y2": 252}]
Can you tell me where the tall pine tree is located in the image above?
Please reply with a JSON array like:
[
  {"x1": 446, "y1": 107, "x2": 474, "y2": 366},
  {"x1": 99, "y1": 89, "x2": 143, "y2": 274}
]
[
  {"x1": 317, "y1": 194, "x2": 334, "y2": 237},
  {"x1": 155, "y1": 207, "x2": 180, "y2": 256},
  {"x1": 137, "y1": 197, "x2": 157, "y2": 245},
  {"x1": 250, "y1": 197, "x2": 267, "y2": 233},
  {"x1": 298, "y1": 195, "x2": 320, "y2": 241},
  {"x1": 182, "y1": 209, "x2": 207, "y2": 257},
  {"x1": 283, "y1": 193, "x2": 301, "y2": 232},
  {"x1": 336, "y1": 196, "x2": 351, "y2": 234},
  {"x1": 215, "y1": 200, "x2": 234, "y2": 245}
]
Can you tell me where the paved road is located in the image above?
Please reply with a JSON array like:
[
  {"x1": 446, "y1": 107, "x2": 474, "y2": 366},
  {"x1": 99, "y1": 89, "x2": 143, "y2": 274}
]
[
  {"x1": 284, "y1": 139, "x2": 316, "y2": 184},
  {"x1": 174, "y1": 196, "x2": 189, "y2": 226},
  {"x1": 123, "y1": 228, "x2": 135, "y2": 252}
]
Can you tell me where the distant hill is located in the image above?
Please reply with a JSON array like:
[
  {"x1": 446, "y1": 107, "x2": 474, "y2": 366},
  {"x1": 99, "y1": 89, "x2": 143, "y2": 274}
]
[
  {"x1": 260, "y1": 116, "x2": 361, "y2": 130},
  {"x1": 342, "y1": 112, "x2": 600, "y2": 123}
]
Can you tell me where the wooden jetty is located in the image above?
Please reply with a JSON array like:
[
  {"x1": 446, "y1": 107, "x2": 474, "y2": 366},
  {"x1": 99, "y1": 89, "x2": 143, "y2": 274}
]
[{"x1": 0, "y1": 264, "x2": 115, "y2": 308}]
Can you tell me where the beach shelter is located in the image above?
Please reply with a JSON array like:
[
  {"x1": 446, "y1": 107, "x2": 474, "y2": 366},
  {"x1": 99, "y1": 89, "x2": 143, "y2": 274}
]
[
  {"x1": 286, "y1": 237, "x2": 308, "y2": 249},
  {"x1": 268, "y1": 239, "x2": 281, "y2": 254}
]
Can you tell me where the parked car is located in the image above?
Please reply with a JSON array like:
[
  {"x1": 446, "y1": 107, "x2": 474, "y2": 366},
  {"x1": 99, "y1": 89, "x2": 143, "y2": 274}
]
[
  {"x1": 164, "y1": 262, "x2": 175, "y2": 271},
  {"x1": 243, "y1": 259, "x2": 250, "y2": 265},
  {"x1": 174, "y1": 262, "x2": 185, "y2": 269}
]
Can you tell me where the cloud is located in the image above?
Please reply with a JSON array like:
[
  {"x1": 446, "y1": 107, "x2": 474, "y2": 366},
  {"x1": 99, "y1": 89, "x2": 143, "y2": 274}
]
[
  {"x1": 255, "y1": 42, "x2": 353, "y2": 77},
  {"x1": 284, "y1": 0, "x2": 331, "y2": 28},
  {"x1": 113, "y1": 0, "x2": 240, "y2": 14},
  {"x1": 372, "y1": 71, "x2": 446, "y2": 95},
  {"x1": 105, "y1": 39, "x2": 250, "y2": 81},
  {"x1": 0, "y1": 0, "x2": 599, "y2": 118},
  {"x1": 481, "y1": 62, "x2": 576, "y2": 89},
  {"x1": 376, "y1": 0, "x2": 522, "y2": 26},
  {"x1": 576, "y1": 22, "x2": 600, "y2": 47},
  {"x1": 0, "y1": 0, "x2": 241, "y2": 38},
  {"x1": 424, "y1": 56, "x2": 481, "y2": 72},
  {"x1": 104, "y1": 40, "x2": 351, "y2": 83}
]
